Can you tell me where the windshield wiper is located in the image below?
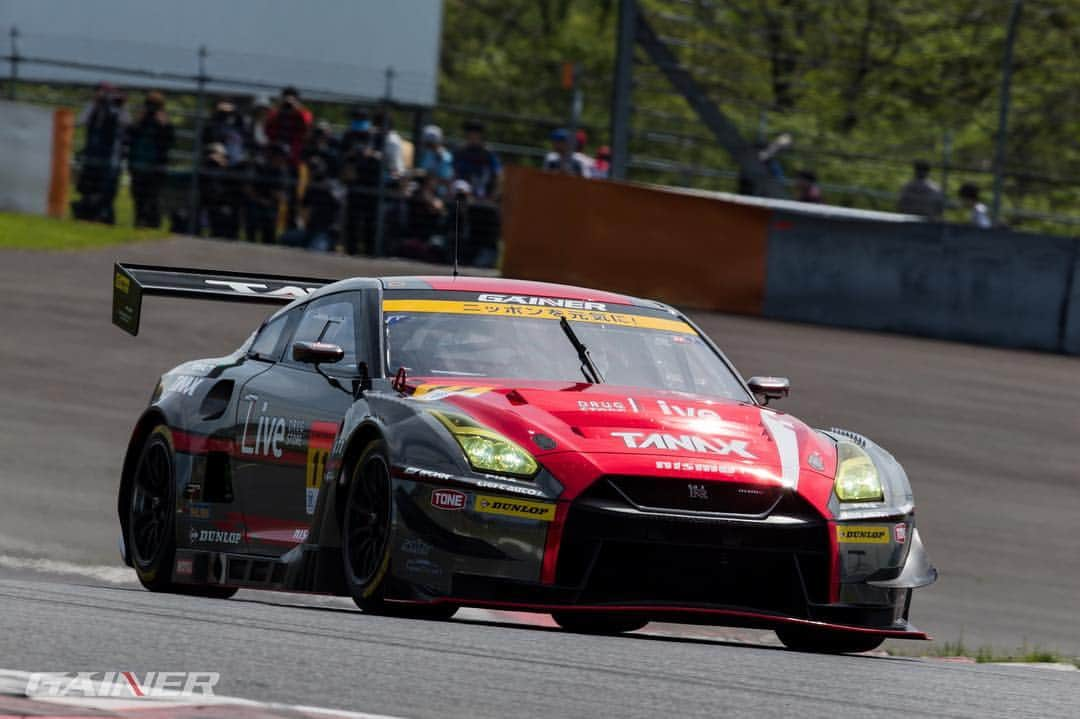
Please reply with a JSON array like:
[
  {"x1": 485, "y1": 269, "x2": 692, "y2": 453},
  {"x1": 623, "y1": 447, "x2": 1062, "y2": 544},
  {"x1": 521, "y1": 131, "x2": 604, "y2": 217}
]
[{"x1": 559, "y1": 316, "x2": 604, "y2": 384}]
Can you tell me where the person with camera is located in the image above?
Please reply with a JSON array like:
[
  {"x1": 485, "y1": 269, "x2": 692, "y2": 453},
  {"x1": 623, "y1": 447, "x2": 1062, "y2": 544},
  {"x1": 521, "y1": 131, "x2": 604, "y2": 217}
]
[{"x1": 73, "y1": 82, "x2": 130, "y2": 224}]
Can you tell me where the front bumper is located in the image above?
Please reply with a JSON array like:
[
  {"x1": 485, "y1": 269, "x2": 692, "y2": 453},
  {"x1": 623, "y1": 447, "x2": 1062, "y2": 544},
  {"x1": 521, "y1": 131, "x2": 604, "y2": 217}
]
[{"x1": 438, "y1": 482, "x2": 931, "y2": 637}]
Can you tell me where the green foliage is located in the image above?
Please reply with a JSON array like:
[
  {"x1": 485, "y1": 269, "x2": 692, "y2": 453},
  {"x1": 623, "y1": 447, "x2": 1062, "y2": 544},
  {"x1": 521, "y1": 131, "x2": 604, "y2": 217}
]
[
  {"x1": 0, "y1": 212, "x2": 162, "y2": 250},
  {"x1": 438, "y1": 0, "x2": 1080, "y2": 234}
]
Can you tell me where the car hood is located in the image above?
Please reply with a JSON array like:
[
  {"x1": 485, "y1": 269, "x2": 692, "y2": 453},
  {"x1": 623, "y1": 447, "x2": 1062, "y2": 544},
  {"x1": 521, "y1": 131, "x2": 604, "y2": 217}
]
[{"x1": 405, "y1": 378, "x2": 838, "y2": 501}]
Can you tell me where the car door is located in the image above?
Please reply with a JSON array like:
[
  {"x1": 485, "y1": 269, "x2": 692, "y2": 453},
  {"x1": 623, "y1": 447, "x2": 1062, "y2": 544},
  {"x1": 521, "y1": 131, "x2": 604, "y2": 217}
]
[{"x1": 232, "y1": 291, "x2": 370, "y2": 557}]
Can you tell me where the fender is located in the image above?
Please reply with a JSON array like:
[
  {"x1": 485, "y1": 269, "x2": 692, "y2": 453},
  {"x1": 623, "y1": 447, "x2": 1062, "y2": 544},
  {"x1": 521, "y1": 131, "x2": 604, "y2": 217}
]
[{"x1": 867, "y1": 529, "x2": 937, "y2": 589}]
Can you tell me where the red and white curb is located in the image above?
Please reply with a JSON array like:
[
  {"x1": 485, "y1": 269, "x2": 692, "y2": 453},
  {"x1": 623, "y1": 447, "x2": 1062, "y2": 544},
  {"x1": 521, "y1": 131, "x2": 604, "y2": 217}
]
[{"x1": 0, "y1": 670, "x2": 406, "y2": 719}]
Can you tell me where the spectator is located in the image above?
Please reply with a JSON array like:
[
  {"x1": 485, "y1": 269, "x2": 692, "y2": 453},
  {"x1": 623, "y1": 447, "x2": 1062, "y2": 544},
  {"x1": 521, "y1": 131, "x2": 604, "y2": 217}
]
[
  {"x1": 265, "y1": 86, "x2": 313, "y2": 167},
  {"x1": 543, "y1": 128, "x2": 590, "y2": 177},
  {"x1": 959, "y1": 183, "x2": 992, "y2": 228},
  {"x1": 373, "y1": 110, "x2": 405, "y2": 179},
  {"x1": 125, "y1": 90, "x2": 174, "y2": 228},
  {"x1": 303, "y1": 120, "x2": 341, "y2": 178},
  {"x1": 897, "y1": 160, "x2": 945, "y2": 220},
  {"x1": 202, "y1": 100, "x2": 247, "y2": 166},
  {"x1": 592, "y1": 145, "x2": 612, "y2": 179},
  {"x1": 340, "y1": 108, "x2": 371, "y2": 155},
  {"x1": 453, "y1": 120, "x2": 501, "y2": 200},
  {"x1": 199, "y1": 143, "x2": 241, "y2": 239},
  {"x1": 794, "y1": 169, "x2": 822, "y2": 203},
  {"x1": 339, "y1": 127, "x2": 383, "y2": 255},
  {"x1": 575, "y1": 129, "x2": 596, "y2": 176},
  {"x1": 737, "y1": 133, "x2": 790, "y2": 196},
  {"x1": 246, "y1": 95, "x2": 272, "y2": 153},
  {"x1": 244, "y1": 143, "x2": 291, "y2": 244},
  {"x1": 281, "y1": 157, "x2": 341, "y2": 252},
  {"x1": 73, "y1": 82, "x2": 130, "y2": 224},
  {"x1": 417, "y1": 124, "x2": 454, "y2": 197}
]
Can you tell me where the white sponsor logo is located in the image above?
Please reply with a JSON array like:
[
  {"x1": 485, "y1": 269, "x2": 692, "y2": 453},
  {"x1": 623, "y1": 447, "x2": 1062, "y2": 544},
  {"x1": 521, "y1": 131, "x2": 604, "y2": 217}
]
[
  {"x1": 189, "y1": 528, "x2": 242, "y2": 545},
  {"x1": 163, "y1": 375, "x2": 204, "y2": 397},
  {"x1": 475, "y1": 479, "x2": 545, "y2": 497},
  {"x1": 612, "y1": 432, "x2": 756, "y2": 458},
  {"x1": 577, "y1": 400, "x2": 627, "y2": 413},
  {"x1": 240, "y1": 398, "x2": 287, "y2": 458},
  {"x1": 292, "y1": 528, "x2": 309, "y2": 542},
  {"x1": 204, "y1": 279, "x2": 318, "y2": 300},
  {"x1": 688, "y1": 483, "x2": 709, "y2": 500},
  {"x1": 656, "y1": 399, "x2": 719, "y2": 418},
  {"x1": 478, "y1": 293, "x2": 608, "y2": 311},
  {"x1": 26, "y1": 672, "x2": 220, "y2": 698}
]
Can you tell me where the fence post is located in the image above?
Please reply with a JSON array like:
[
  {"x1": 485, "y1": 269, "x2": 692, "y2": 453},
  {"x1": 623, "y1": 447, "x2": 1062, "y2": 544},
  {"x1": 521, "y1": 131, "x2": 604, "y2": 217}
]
[
  {"x1": 940, "y1": 128, "x2": 952, "y2": 205},
  {"x1": 373, "y1": 65, "x2": 395, "y2": 257},
  {"x1": 991, "y1": 0, "x2": 1023, "y2": 225},
  {"x1": 8, "y1": 26, "x2": 19, "y2": 101},
  {"x1": 610, "y1": 0, "x2": 636, "y2": 180},
  {"x1": 566, "y1": 62, "x2": 582, "y2": 169},
  {"x1": 187, "y1": 45, "x2": 208, "y2": 236}
]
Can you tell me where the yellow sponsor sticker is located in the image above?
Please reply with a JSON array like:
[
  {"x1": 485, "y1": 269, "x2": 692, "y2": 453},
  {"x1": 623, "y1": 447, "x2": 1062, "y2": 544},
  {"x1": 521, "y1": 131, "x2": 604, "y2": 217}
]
[
  {"x1": 474, "y1": 494, "x2": 556, "y2": 522},
  {"x1": 411, "y1": 383, "x2": 494, "y2": 401},
  {"x1": 114, "y1": 272, "x2": 130, "y2": 293},
  {"x1": 837, "y1": 525, "x2": 890, "y2": 544},
  {"x1": 383, "y1": 299, "x2": 694, "y2": 334}
]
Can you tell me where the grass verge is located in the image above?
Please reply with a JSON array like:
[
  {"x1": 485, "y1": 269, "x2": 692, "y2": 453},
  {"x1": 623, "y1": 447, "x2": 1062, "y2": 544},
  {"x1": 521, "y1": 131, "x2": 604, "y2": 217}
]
[
  {"x1": 0, "y1": 212, "x2": 165, "y2": 251},
  {"x1": 890, "y1": 637, "x2": 1079, "y2": 666}
]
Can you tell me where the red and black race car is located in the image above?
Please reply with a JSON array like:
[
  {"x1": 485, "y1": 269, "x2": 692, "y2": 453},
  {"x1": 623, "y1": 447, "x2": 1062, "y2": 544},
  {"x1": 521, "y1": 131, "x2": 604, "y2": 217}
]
[{"x1": 112, "y1": 263, "x2": 936, "y2": 653}]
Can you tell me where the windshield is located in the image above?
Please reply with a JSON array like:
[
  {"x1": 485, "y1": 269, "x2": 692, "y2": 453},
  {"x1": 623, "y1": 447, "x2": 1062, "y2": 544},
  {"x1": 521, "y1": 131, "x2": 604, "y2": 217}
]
[{"x1": 383, "y1": 296, "x2": 751, "y2": 401}]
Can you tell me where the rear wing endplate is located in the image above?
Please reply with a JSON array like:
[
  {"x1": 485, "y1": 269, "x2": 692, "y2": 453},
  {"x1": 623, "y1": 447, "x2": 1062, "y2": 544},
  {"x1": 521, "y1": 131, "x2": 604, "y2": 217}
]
[{"x1": 112, "y1": 262, "x2": 336, "y2": 336}]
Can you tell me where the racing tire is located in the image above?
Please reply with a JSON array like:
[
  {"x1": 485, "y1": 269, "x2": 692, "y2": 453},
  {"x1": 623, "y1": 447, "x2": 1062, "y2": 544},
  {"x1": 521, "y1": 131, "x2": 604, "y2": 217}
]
[
  {"x1": 127, "y1": 425, "x2": 237, "y2": 599},
  {"x1": 552, "y1": 612, "x2": 648, "y2": 635},
  {"x1": 775, "y1": 626, "x2": 885, "y2": 654},
  {"x1": 342, "y1": 440, "x2": 458, "y2": 620}
]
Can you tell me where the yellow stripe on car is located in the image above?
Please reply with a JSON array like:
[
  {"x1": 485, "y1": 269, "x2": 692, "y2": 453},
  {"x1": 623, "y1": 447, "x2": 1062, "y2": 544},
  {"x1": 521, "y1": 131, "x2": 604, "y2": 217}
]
[{"x1": 383, "y1": 299, "x2": 694, "y2": 334}]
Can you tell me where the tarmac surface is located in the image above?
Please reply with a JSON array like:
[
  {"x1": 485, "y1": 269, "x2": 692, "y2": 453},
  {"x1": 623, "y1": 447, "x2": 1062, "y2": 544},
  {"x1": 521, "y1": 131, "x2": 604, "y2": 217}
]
[
  {"x1": 2, "y1": 573, "x2": 1077, "y2": 719},
  {"x1": 0, "y1": 236, "x2": 1078, "y2": 667}
]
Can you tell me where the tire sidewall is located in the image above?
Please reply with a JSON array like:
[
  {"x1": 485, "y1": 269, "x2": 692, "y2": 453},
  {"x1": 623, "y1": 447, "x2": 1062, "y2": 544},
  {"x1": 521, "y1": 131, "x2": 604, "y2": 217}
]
[
  {"x1": 128, "y1": 425, "x2": 177, "y2": 591},
  {"x1": 342, "y1": 440, "x2": 393, "y2": 611}
]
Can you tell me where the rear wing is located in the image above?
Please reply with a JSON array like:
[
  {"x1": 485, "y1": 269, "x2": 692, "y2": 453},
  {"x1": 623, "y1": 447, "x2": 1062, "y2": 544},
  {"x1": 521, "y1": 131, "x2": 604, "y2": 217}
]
[{"x1": 112, "y1": 262, "x2": 336, "y2": 336}]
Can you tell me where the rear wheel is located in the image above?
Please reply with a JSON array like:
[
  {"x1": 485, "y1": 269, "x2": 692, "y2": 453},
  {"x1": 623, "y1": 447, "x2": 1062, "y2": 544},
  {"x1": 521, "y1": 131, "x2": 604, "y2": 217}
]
[
  {"x1": 342, "y1": 440, "x2": 457, "y2": 619},
  {"x1": 775, "y1": 626, "x2": 885, "y2": 654},
  {"x1": 552, "y1": 612, "x2": 648, "y2": 635},
  {"x1": 127, "y1": 425, "x2": 236, "y2": 599}
]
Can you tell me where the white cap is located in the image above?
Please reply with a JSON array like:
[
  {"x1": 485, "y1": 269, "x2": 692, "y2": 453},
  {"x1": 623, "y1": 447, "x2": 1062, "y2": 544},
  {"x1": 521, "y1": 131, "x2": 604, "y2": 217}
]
[{"x1": 422, "y1": 124, "x2": 443, "y2": 144}]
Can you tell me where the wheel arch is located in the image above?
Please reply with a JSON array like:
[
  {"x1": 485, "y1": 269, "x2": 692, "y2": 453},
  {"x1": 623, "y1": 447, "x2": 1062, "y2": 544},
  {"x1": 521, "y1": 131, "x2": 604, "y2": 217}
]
[
  {"x1": 118, "y1": 407, "x2": 170, "y2": 566},
  {"x1": 332, "y1": 421, "x2": 387, "y2": 532}
]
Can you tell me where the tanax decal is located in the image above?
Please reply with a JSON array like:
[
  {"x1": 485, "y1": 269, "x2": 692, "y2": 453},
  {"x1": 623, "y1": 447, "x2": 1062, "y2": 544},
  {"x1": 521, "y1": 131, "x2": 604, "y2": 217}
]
[
  {"x1": 474, "y1": 495, "x2": 556, "y2": 521},
  {"x1": 203, "y1": 279, "x2": 318, "y2": 300},
  {"x1": 611, "y1": 432, "x2": 756, "y2": 459},
  {"x1": 836, "y1": 525, "x2": 890, "y2": 544}
]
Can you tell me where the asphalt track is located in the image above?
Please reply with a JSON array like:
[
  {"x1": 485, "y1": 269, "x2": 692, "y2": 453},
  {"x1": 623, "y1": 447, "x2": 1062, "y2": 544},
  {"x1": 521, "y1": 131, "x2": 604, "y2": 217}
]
[
  {"x1": 0, "y1": 236, "x2": 1078, "y2": 698},
  {"x1": 1, "y1": 572, "x2": 1077, "y2": 719}
]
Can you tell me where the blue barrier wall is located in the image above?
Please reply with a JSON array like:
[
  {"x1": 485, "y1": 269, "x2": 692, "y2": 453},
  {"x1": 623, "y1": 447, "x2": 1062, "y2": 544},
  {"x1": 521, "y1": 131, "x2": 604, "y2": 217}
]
[{"x1": 763, "y1": 213, "x2": 1080, "y2": 353}]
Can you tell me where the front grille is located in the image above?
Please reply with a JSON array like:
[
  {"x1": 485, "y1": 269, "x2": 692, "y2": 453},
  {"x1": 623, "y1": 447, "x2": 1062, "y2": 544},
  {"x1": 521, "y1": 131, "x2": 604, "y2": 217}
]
[
  {"x1": 556, "y1": 484, "x2": 830, "y2": 612},
  {"x1": 607, "y1": 475, "x2": 782, "y2": 516}
]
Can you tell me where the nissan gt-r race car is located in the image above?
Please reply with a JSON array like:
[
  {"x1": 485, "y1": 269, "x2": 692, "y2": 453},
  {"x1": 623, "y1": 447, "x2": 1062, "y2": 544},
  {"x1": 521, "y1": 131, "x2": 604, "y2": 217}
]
[{"x1": 111, "y1": 263, "x2": 937, "y2": 653}]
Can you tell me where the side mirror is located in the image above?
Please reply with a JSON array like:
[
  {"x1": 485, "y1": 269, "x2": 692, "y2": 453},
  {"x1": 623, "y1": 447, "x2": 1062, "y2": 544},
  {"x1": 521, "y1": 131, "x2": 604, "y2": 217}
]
[
  {"x1": 748, "y1": 376, "x2": 790, "y2": 404},
  {"x1": 292, "y1": 341, "x2": 344, "y2": 365}
]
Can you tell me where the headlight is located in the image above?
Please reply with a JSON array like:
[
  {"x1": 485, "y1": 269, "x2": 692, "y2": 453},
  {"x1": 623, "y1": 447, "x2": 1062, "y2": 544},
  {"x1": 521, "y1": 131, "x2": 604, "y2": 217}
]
[
  {"x1": 431, "y1": 411, "x2": 539, "y2": 478},
  {"x1": 834, "y1": 442, "x2": 884, "y2": 502}
]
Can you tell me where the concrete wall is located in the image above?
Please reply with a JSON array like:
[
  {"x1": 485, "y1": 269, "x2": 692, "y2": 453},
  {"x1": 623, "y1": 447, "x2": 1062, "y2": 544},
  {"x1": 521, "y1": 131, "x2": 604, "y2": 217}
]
[
  {"x1": 763, "y1": 213, "x2": 1079, "y2": 353},
  {"x1": 499, "y1": 168, "x2": 1080, "y2": 356}
]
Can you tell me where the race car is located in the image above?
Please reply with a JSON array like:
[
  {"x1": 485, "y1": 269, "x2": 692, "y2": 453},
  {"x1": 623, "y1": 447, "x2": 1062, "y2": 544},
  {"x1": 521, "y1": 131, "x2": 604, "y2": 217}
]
[{"x1": 112, "y1": 263, "x2": 936, "y2": 653}]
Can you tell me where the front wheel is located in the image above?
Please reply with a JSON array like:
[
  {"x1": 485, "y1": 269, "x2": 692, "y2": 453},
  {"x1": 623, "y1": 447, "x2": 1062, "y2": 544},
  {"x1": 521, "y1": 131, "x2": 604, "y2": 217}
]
[
  {"x1": 552, "y1": 612, "x2": 648, "y2": 635},
  {"x1": 775, "y1": 626, "x2": 885, "y2": 654}
]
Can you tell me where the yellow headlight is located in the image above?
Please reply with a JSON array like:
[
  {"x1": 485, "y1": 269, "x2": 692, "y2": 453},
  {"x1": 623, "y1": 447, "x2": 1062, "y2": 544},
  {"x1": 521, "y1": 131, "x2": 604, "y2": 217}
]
[
  {"x1": 431, "y1": 411, "x2": 539, "y2": 478},
  {"x1": 834, "y1": 442, "x2": 884, "y2": 502}
]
